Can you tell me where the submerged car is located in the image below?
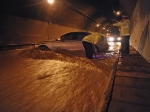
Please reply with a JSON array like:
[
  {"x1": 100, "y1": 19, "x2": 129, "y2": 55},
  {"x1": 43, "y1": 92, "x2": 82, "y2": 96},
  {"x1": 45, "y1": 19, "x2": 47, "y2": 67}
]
[{"x1": 36, "y1": 32, "x2": 91, "y2": 51}]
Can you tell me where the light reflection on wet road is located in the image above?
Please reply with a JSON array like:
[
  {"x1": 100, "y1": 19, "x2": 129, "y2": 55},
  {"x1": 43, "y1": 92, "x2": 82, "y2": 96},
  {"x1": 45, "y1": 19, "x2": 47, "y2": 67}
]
[
  {"x1": 0, "y1": 42, "x2": 120, "y2": 112},
  {"x1": 108, "y1": 42, "x2": 121, "y2": 52}
]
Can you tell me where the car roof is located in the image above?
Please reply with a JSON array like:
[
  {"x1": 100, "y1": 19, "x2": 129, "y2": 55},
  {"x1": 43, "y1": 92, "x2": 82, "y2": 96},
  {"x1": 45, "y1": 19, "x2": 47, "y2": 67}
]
[{"x1": 61, "y1": 31, "x2": 91, "y2": 36}]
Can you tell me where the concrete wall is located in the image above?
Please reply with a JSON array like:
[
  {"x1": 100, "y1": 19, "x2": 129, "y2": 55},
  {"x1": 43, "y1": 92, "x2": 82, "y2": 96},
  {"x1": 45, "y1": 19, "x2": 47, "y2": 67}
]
[
  {"x1": 0, "y1": 15, "x2": 87, "y2": 45},
  {"x1": 130, "y1": 0, "x2": 150, "y2": 63}
]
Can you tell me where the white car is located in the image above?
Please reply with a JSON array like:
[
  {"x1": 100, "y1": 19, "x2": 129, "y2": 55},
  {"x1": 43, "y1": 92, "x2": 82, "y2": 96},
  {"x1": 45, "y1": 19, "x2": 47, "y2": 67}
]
[{"x1": 35, "y1": 32, "x2": 91, "y2": 51}]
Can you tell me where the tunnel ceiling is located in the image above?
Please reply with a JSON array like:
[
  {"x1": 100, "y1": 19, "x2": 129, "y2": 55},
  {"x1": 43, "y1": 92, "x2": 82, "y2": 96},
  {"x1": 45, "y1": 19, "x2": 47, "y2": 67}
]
[{"x1": 0, "y1": 0, "x2": 138, "y2": 32}]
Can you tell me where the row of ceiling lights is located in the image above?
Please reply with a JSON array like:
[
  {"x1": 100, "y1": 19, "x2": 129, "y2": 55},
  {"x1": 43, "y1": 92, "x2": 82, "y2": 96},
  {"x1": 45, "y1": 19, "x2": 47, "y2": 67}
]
[
  {"x1": 48, "y1": 0, "x2": 102, "y2": 28},
  {"x1": 47, "y1": 0, "x2": 121, "y2": 32}
]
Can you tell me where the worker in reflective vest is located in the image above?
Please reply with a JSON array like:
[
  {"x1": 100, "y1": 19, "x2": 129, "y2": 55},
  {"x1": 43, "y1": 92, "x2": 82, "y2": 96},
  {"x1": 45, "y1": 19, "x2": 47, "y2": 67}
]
[
  {"x1": 82, "y1": 33, "x2": 108, "y2": 59},
  {"x1": 113, "y1": 15, "x2": 131, "y2": 54}
]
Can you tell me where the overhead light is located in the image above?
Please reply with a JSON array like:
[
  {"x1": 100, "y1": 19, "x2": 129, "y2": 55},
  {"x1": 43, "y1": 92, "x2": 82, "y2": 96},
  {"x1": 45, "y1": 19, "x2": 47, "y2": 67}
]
[
  {"x1": 47, "y1": 0, "x2": 100, "y2": 25},
  {"x1": 48, "y1": 0, "x2": 54, "y2": 4},
  {"x1": 116, "y1": 11, "x2": 121, "y2": 15},
  {"x1": 96, "y1": 24, "x2": 100, "y2": 27},
  {"x1": 113, "y1": 10, "x2": 121, "y2": 16}
]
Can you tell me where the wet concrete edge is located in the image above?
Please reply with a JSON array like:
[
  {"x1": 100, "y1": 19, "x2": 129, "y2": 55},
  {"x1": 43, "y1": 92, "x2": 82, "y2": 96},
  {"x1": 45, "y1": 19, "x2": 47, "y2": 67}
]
[{"x1": 99, "y1": 57, "x2": 119, "y2": 112}]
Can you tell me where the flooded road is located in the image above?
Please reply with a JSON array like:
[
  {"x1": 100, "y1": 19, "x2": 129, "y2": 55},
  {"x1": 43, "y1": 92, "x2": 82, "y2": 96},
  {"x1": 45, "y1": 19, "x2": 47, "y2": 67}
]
[{"x1": 0, "y1": 43, "x2": 119, "y2": 112}]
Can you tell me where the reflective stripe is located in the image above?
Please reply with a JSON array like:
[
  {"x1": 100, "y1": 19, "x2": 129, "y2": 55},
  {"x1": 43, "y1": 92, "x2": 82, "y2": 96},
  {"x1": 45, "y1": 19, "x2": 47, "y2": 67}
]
[{"x1": 125, "y1": 34, "x2": 130, "y2": 35}]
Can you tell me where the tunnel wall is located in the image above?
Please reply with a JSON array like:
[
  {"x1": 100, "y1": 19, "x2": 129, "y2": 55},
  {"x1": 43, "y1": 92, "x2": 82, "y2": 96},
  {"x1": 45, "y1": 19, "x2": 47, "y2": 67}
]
[
  {"x1": 130, "y1": 0, "x2": 150, "y2": 63},
  {"x1": 0, "y1": 15, "x2": 87, "y2": 45}
]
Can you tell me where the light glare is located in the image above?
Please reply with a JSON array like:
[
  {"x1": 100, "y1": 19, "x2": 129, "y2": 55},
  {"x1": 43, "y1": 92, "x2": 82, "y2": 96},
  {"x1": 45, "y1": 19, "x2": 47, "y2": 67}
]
[
  {"x1": 108, "y1": 42, "x2": 114, "y2": 46},
  {"x1": 116, "y1": 11, "x2": 121, "y2": 15},
  {"x1": 48, "y1": 0, "x2": 54, "y2": 4},
  {"x1": 109, "y1": 46, "x2": 114, "y2": 50},
  {"x1": 116, "y1": 42, "x2": 121, "y2": 46},
  {"x1": 117, "y1": 37, "x2": 121, "y2": 40},
  {"x1": 96, "y1": 24, "x2": 100, "y2": 27},
  {"x1": 108, "y1": 37, "x2": 114, "y2": 41}
]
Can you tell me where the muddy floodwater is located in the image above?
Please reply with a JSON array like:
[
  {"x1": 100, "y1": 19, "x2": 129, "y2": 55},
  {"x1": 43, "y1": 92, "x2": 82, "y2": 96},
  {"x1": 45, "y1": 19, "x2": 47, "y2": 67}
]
[{"x1": 0, "y1": 48, "x2": 118, "y2": 112}]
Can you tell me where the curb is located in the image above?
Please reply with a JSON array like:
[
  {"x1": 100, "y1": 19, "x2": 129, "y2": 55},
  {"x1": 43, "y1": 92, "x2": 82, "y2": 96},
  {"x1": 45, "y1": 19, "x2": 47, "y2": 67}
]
[{"x1": 99, "y1": 56, "x2": 119, "y2": 112}]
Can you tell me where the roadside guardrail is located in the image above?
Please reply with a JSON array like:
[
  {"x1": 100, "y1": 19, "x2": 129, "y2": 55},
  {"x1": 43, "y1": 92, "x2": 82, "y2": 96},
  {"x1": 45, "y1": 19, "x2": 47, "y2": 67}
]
[{"x1": 0, "y1": 44, "x2": 35, "y2": 50}]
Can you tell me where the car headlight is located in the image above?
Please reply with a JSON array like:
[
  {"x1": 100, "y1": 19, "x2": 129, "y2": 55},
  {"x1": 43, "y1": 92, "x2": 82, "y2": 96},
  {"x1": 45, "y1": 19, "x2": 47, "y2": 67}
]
[
  {"x1": 108, "y1": 37, "x2": 114, "y2": 41},
  {"x1": 117, "y1": 37, "x2": 121, "y2": 41}
]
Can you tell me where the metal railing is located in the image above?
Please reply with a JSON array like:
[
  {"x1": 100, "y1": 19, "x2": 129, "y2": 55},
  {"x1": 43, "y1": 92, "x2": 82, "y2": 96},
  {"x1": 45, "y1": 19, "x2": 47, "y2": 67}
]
[{"x1": 0, "y1": 44, "x2": 35, "y2": 50}]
